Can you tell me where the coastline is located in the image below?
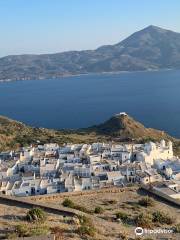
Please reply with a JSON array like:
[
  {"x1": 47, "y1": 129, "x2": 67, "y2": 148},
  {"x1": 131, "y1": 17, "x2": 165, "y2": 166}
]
[{"x1": 0, "y1": 68, "x2": 176, "y2": 84}]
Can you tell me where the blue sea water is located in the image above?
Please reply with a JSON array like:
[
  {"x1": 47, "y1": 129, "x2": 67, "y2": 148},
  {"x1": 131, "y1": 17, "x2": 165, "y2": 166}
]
[{"x1": 0, "y1": 70, "x2": 180, "y2": 138}]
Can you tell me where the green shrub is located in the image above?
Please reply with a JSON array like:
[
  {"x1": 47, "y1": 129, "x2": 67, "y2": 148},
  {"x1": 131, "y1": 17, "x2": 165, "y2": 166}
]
[
  {"x1": 26, "y1": 208, "x2": 46, "y2": 222},
  {"x1": 30, "y1": 225, "x2": 50, "y2": 236},
  {"x1": 7, "y1": 224, "x2": 49, "y2": 239},
  {"x1": 15, "y1": 224, "x2": 29, "y2": 237},
  {"x1": 116, "y1": 212, "x2": 129, "y2": 223},
  {"x1": 6, "y1": 232, "x2": 18, "y2": 239},
  {"x1": 173, "y1": 223, "x2": 180, "y2": 233},
  {"x1": 152, "y1": 211, "x2": 174, "y2": 225},
  {"x1": 62, "y1": 198, "x2": 75, "y2": 208},
  {"x1": 77, "y1": 215, "x2": 91, "y2": 225},
  {"x1": 135, "y1": 213, "x2": 153, "y2": 228},
  {"x1": 77, "y1": 215, "x2": 96, "y2": 237},
  {"x1": 77, "y1": 225, "x2": 95, "y2": 237},
  {"x1": 94, "y1": 206, "x2": 104, "y2": 214},
  {"x1": 138, "y1": 197, "x2": 155, "y2": 207},
  {"x1": 131, "y1": 204, "x2": 141, "y2": 211},
  {"x1": 62, "y1": 198, "x2": 90, "y2": 213}
]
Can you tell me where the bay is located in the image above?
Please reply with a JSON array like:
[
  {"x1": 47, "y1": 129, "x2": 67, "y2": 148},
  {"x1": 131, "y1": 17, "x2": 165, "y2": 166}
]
[{"x1": 0, "y1": 70, "x2": 180, "y2": 138}]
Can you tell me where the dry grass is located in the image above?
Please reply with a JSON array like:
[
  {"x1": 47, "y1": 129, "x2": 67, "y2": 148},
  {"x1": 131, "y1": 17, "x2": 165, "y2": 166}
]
[
  {"x1": 31, "y1": 188, "x2": 180, "y2": 239},
  {"x1": 0, "y1": 188, "x2": 179, "y2": 239}
]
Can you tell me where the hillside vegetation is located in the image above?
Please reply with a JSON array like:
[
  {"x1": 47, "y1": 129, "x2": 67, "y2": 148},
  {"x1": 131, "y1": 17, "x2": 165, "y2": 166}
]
[
  {"x1": 1, "y1": 114, "x2": 180, "y2": 155},
  {"x1": 0, "y1": 115, "x2": 101, "y2": 151}
]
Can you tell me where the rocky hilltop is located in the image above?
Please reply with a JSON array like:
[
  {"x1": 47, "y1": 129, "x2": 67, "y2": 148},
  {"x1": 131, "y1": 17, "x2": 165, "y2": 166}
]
[
  {"x1": 0, "y1": 113, "x2": 178, "y2": 152},
  {"x1": 88, "y1": 113, "x2": 170, "y2": 141},
  {"x1": 0, "y1": 25, "x2": 180, "y2": 82}
]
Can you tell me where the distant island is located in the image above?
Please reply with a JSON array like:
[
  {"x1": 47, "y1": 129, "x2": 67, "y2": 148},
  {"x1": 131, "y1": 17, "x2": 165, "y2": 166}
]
[{"x1": 0, "y1": 25, "x2": 180, "y2": 82}]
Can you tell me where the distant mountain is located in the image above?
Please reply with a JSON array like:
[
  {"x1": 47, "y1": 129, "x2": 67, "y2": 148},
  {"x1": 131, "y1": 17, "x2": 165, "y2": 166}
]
[
  {"x1": 0, "y1": 25, "x2": 180, "y2": 82},
  {"x1": 0, "y1": 113, "x2": 177, "y2": 152}
]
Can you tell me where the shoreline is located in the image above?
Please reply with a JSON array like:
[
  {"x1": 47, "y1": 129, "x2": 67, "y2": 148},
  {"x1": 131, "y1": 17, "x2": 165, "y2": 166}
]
[{"x1": 0, "y1": 68, "x2": 176, "y2": 84}]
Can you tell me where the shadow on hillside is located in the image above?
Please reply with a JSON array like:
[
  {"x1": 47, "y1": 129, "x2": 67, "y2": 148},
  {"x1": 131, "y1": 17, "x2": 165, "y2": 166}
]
[
  {"x1": 1, "y1": 214, "x2": 24, "y2": 221},
  {"x1": 137, "y1": 188, "x2": 180, "y2": 210}
]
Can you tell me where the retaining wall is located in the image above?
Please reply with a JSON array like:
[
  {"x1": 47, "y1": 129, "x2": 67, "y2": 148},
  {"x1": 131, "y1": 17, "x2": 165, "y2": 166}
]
[
  {"x1": 0, "y1": 194, "x2": 81, "y2": 217},
  {"x1": 141, "y1": 184, "x2": 180, "y2": 207}
]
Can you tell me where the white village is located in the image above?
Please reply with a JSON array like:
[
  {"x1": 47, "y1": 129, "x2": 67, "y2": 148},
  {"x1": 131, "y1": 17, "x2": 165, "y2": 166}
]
[{"x1": 0, "y1": 135, "x2": 180, "y2": 203}]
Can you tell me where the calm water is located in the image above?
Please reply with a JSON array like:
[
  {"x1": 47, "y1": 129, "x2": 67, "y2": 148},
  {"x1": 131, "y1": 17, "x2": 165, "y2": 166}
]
[{"x1": 0, "y1": 70, "x2": 180, "y2": 138}]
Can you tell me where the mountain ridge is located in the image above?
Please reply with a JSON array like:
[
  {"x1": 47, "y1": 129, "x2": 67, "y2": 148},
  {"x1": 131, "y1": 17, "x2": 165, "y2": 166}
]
[{"x1": 1, "y1": 25, "x2": 180, "y2": 82}]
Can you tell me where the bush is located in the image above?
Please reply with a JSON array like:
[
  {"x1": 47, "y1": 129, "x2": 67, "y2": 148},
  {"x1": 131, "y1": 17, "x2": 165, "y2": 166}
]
[
  {"x1": 77, "y1": 215, "x2": 91, "y2": 225},
  {"x1": 15, "y1": 224, "x2": 29, "y2": 237},
  {"x1": 138, "y1": 197, "x2": 155, "y2": 207},
  {"x1": 62, "y1": 198, "x2": 90, "y2": 213},
  {"x1": 77, "y1": 225, "x2": 96, "y2": 237},
  {"x1": 62, "y1": 198, "x2": 75, "y2": 208},
  {"x1": 152, "y1": 211, "x2": 174, "y2": 225},
  {"x1": 173, "y1": 224, "x2": 180, "y2": 233},
  {"x1": 116, "y1": 212, "x2": 129, "y2": 223},
  {"x1": 26, "y1": 208, "x2": 46, "y2": 222},
  {"x1": 6, "y1": 232, "x2": 18, "y2": 239},
  {"x1": 77, "y1": 215, "x2": 96, "y2": 237},
  {"x1": 7, "y1": 224, "x2": 49, "y2": 239},
  {"x1": 30, "y1": 225, "x2": 50, "y2": 236},
  {"x1": 135, "y1": 213, "x2": 153, "y2": 228},
  {"x1": 94, "y1": 206, "x2": 104, "y2": 214}
]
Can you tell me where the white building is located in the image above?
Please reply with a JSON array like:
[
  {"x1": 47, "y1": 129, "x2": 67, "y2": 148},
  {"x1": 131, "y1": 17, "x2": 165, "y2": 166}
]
[{"x1": 135, "y1": 140, "x2": 173, "y2": 166}]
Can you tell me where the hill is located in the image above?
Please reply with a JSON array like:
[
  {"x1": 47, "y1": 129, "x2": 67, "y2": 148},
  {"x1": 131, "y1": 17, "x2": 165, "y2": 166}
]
[
  {"x1": 0, "y1": 115, "x2": 100, "y2": 151},
  {"x1": 1, "y1": 113, "x2": 179, "y2": 153},
  {"x1": 88, "y1": 113, "x2": 170, "y2": 141},
  {"x1": 0, "y1": 25, "x2": 180, "y2": 82}
]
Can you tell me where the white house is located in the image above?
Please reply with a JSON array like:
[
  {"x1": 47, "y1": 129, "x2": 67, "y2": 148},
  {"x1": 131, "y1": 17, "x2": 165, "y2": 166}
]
[{"x1": 135, "y1": 140, "x2": 174, "y2": 166}]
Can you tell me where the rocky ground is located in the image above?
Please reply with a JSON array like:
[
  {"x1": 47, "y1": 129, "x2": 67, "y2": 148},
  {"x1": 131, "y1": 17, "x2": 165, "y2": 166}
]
[
  {"x1": 37, "y1": 188, "x2": 180, "y2": 239},
  {"x1": 1, "y1": 188, "x2": 179, "y2": 239}
]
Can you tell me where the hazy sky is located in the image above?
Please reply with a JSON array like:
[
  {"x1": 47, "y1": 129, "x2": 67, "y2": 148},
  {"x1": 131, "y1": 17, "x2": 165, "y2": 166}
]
[{"x1": 0, "y1": 0, "x2": 180, "y2": 57}]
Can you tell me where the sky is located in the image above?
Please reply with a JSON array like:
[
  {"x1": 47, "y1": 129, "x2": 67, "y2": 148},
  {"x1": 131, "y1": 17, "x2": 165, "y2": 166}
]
[{"x1": 0, "y1": 0, "x2": 180, "y2": 57}]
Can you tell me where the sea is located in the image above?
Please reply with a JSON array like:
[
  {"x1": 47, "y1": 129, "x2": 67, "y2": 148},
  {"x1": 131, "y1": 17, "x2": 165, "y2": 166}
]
[{"x1": 0, "y1": 70, "x2": 180, "y2": 138}]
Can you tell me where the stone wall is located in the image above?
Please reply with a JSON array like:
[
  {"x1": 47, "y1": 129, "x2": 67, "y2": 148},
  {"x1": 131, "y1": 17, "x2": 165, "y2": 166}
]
[
  {"x1": 0, "y1": 194, "x2": 81, "y2": 217},
  {"x1": 141, "y1": 184, "x2": 180, "y2": 207}
]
